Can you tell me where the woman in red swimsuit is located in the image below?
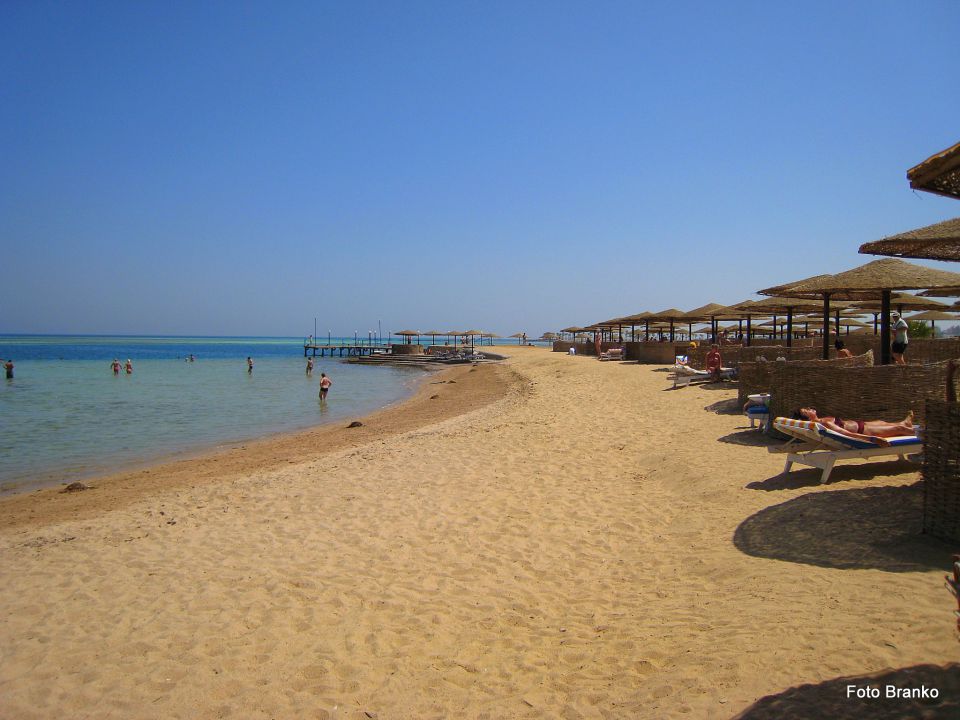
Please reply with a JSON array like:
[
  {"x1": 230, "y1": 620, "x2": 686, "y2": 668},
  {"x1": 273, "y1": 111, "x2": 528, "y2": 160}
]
[{"x1": 795, "y1": 408, "x2": 916, "y2": 446}]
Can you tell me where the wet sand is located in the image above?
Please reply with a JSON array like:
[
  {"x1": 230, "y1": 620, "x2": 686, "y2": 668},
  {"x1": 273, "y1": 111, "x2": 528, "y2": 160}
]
[{"x1": 0, "y1": 346, "x2": 956, "y2": 719}]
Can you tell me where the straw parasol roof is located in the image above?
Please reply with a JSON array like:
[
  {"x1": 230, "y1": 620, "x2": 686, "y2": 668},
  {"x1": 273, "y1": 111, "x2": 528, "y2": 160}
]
[
  {"x1": 757, "y1": 275, "x2": 834, "y2": 299},
  {"x1": 907, "y1": 140, "x2": 960, "y2": 200},
  {"x1": 800, "y1": 309, "x2": 869, "y2": 319},
  {"x1": 395, "y1": 330, "x2": 420, "y2": 336},
  {"x1": 859, "y1": 217, "x2": 960, "y2": 262},
  {"x1": 644, "y1": 308, "x2": 688, "y2": 321},
  {"x1": 851, "y1": 292, "x2": 950, "y2": 312},
  {"x1": 759, "y1": 258, "x2": 960, "y2": 362},
  {"x1": 917, "y1": 286, "x2": 960, "y2": 298},
  {"x1": 509, "y1": 332, "x2": 526, "y2": 338},
  {"x1": 747, "y1": 297, "x2": 843, "y2": 313},
  {"x1": 759, "y1": 259, "x2": 960, "y2": 299},
  {"x1": 682, "y1": 303, "x2": 730, "y2": 320},
  {"x1": 906, "y1": 310, "x2": 960, "y2": 322}
]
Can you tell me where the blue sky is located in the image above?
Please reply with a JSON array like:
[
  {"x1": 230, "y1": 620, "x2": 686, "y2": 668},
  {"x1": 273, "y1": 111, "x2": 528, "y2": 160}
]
[{"x1": 2, "y1": 1, "x2": 958, "y2": 336}]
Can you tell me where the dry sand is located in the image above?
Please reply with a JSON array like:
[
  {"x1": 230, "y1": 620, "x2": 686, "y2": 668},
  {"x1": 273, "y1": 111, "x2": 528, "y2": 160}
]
[{"x1": 0, "y1": 346, "x2": 957, "y2": 719}]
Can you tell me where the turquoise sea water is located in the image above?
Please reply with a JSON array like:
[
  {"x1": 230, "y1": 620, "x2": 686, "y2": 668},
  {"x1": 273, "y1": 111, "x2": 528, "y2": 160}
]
[{"x1": 0, "y1": 336, "x2": 431, "y2": 494}]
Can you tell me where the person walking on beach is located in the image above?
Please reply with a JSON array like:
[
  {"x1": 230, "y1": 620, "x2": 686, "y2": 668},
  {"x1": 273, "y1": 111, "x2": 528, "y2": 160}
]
[
  {"x1": 319, "y1": 372, "x2": 332, "y2": 401},
  {"x1": 247, "y1": 356, "x2": 254, "y2": 373},
  {"x1": 125, "y1": 359, "x2": 133, "y2": 374},
  {"x1": 4, "y1": 359, "x2": 13, "y2": 379},
  {"x1": 306, "y1": 356, "x2": 314, "y2": 375},
  {"x1": 891, "y1": 311, "x2": 909, "y2": 365},
  {"x1": 111, "y1": 358, "x2": 121, "y2": 375}
]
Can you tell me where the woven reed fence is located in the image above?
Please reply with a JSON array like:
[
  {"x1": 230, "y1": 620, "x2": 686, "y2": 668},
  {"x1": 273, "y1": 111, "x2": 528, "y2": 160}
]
[
  {"x1": 552, "y1": 341, "x2": 595, "y2": 355},
  {"x1": 738, "y1": 345, "x2": 822, "y2": 364},
  {"x1": 766, "y1": 358, "x2": 960, "y2": 428},
  {"x1": 923, "y1": 399, "x2": 960, "y2": 543},
  {"x1": 737, "y1": 351, "x2": 874, "y2": 406},
  {"x1": 910, "y1": 338, "x2": 960, "y2": 364},
  {"x1": 813, "y1": 336, "x2": 960, "y2": 365}
]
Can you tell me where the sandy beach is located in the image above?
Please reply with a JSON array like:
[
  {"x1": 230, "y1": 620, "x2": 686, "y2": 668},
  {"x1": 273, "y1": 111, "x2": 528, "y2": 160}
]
[{"x1": 1, "y1": 345, "x2": 957, "y2": 719}]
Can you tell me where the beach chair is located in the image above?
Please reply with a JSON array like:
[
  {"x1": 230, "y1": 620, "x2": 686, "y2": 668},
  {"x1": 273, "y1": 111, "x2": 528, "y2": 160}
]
[
  {"x1": 745, "y1": 405, "x2": 770, "y2": 431},
  {"x1": 672, "y1": 364, "x2": 735, "y2": 388},
  {"x1": 599, "y1": 347, "x2": 624, "y2": 361},
  {"x1": 768, "y1": 417, "x2": 921, "y2": 484},
  {"x1": 744, "y1": 393, "x2": 770, "y2": 431}
]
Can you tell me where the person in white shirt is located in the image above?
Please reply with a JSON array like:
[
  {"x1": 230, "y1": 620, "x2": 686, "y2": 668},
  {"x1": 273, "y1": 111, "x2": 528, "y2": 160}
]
[{"x1": 891, "y1": 312, "x2": 909, "y2": 365}]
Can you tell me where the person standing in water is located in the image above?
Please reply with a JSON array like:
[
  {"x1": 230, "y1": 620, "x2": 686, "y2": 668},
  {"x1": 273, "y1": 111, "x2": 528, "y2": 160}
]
[
  {"x1": 111, "y1": 358, "x2": 121, "y2": 375},
  {"x1": 247, "y1": 357, "x2": 254, "y2": 373},
  {"x1": 306, "y1": 356, "x2": 314, "y2": 375},
  {"x1": 4, "y1": 359, "x2": 13, "y2": 379},
  {"x1": 319, "y1": 372, "x2": 332, "y2": 401},
  {"x1": 125, "y1": 359, "x2": 133, "y2": 374}
]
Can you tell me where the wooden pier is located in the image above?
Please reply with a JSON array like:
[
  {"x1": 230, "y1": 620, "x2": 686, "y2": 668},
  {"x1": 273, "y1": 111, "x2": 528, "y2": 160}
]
[{"x1": 303, "y1": 343, "x2": 392, "y2": 357}]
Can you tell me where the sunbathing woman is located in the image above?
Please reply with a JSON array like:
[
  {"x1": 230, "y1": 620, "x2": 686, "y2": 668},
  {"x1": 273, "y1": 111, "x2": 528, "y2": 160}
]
[{"x1": 794, "y1": 407, "x2": 916, "y2": 447}]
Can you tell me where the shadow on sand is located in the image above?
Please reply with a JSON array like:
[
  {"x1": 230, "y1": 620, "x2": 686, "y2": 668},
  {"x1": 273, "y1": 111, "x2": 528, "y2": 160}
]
[
  {"x1": 718, "y1": 429, "x2": 780, "y2": 447},
  {"x1": 705, "y1": 397, "x2": 741, "y2": 414},
  {"x1": 747, "y1": 458, "x2": 919, "y2": 491},
  {"x1": 733, "y1": 482, "x2": 951, "y2": 571},
  {"x1": 732, "y1": 663, "x2": 960, "y2": 719}
]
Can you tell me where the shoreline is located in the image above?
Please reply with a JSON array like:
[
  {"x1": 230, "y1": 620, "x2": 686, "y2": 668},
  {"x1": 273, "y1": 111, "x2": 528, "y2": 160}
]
[
  {"x1": 1, "y1": 346, "x2": 954, "y2": 719},
  {"x1": 0, "y1": 362, "x2": 440, "y2": 499},
  {"x1": 0, "y1": 359, "x2": 519, "y2": 532}
]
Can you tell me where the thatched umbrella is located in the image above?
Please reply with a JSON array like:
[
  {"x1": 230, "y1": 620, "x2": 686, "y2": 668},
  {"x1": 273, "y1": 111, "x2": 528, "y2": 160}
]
[
  {"x1": 741, "y1": 297, "x2": 841, "y2": 348},
  {"x1": 619, "y1": 311, "x2": 652, "y2": 341},
  {"x1": 759, "y1": 258, "x2": 960, "y2": 363},
  {"x1": 714, "y1": 299, "x2": 781, "y2": 347},
  {"x1": 851, "y1": 292, "x2": 950, "y2": 334},
  {"x1": 801, "y1": 309, "x2": 871, "y2": 336},
  {"x1": 422, "y1": 330, "x2": 443, "y2": 346},
  {"x1": 906, "y1": 309, "x2": 960, "y2": 332},
  {"x1": 395, "y1": 329, "x2": 421, "y2": 345},
  {"x1": 509, "y1": 332, "x2": 526, "y2": 344},
  {"x1": 596, "y1": 316, "x2": 637, "y2": 342},
  {"x1": 859, "y1": 217, "x2": 960, "y2": 262},
  {"x1": 852, "y1": 292, "x2": 949, "y2": 313},
  {"x1": 907, "y1": 140, "x2": 960, "y2": 200},
  {"x1": 642, "y1": 309, "x2": 688, "y2": 343},
  {"x1": 683, "y1": 303, "x2": 732, "y2": 344},
  {"x1": 462, "y1": 330, "x2": 484, "y2": 349},
  {"x1": 917, "y1": 286, "x2": 960, "y2": 298}
]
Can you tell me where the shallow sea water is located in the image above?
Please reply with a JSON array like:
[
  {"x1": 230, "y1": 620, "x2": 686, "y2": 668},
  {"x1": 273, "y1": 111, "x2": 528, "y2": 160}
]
[{"x1": 0, "y1": 337, "x2": 427, "y2": 493}]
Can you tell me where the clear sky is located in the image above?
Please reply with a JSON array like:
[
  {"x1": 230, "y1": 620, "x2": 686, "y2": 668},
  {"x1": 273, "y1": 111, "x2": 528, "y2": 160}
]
[{"x1": 2, "y1": 1, "x2": 958, "y2": 337}]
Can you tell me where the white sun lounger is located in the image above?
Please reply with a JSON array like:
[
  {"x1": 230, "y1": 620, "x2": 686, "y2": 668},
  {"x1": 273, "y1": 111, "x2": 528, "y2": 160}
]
[
  {"x1": 769, "y1": 417, "x2": 921, "y2": 484},
  {"x1": 672, "y1": 364, "x2": 735, "y2": 388}
]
